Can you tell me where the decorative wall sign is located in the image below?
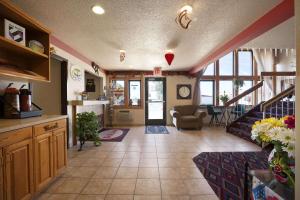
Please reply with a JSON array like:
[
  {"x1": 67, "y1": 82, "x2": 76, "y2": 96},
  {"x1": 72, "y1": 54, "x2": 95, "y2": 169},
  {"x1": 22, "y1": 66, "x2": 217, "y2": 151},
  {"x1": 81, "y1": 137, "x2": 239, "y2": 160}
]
[
  {"x1": 177, "y1": 84, "x2": 192, "y2": 99},
  {"x1": 86, "y1": 79, "x2": 96, "y2": 92},
  {"x1": 4, "y1": 19, "x2": 26, "y2": 46},
  {"x1": 70, "y1": 65, "x2": 82, "y2": 81},
  {"x1": 91, "y1": 62, "x2": 100, "y2": 75}
]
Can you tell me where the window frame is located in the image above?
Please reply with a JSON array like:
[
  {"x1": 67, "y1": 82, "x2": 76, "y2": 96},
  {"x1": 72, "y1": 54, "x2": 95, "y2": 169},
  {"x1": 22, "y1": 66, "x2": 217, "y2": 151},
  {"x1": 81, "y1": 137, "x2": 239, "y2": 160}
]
[
  {"x1": 200, "y1": 50, "x2": 258, "y2": 106},
  {"x1": 109, "y1": 77, "x2": 143, "y2": 109}
]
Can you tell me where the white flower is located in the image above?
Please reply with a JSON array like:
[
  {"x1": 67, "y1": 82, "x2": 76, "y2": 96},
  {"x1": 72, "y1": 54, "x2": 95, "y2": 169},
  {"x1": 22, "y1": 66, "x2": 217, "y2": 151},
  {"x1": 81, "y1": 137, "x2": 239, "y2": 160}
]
[
  {"x1": 266, "y1": 127, "x2": 282, "y2": 140},
  {"x1": 279, "y1": 128, "x2": 295, "y2": 145},
  {"x1": 282, "y1": 143, "x2": 295, "y2": 158}
]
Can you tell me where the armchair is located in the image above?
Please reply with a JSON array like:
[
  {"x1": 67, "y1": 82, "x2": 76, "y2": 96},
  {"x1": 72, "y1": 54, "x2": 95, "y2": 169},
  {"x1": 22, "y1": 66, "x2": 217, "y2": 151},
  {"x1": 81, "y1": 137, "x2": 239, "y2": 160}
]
[{"x1": 170, "y1": 105, "x2": 206, "y2": 130}]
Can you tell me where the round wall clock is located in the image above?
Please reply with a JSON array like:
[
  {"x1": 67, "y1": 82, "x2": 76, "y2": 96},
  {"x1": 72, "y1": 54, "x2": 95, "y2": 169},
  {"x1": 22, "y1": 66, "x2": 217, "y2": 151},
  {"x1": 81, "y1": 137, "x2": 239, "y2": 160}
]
[
  {"x1": 70, "y1": 65, "x2": 82, "y2": 81},
  {"x1": 177, "y1": 84, "x2": 192, "y2": 99}
]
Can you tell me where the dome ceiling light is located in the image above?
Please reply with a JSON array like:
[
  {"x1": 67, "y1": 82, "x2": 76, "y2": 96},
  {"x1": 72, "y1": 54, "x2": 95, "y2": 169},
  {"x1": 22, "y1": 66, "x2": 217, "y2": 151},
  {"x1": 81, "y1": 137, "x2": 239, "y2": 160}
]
[
  {"x1": 175, "y1": 5, "x2": 193, "y2": 29},
  {"x1": 120, "y1": 50, "x2": 126, "y2": 62},
  {"x1": 92, "y1": 5, "x2": 105, "y2": 15}
]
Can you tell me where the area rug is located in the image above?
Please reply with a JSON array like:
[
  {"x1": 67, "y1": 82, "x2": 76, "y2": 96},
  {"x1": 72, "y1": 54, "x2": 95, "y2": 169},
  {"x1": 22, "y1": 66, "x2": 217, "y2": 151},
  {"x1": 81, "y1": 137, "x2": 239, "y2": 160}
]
[
  {"x1": 145, "y1": 126, "x2": 169, "y2": 134},
  {"x1": 193, "y1": 151, "x2": 269, "y2": 200},
  {"x1": 99, "y1": 128, "x2": 129, "y2": 142}
]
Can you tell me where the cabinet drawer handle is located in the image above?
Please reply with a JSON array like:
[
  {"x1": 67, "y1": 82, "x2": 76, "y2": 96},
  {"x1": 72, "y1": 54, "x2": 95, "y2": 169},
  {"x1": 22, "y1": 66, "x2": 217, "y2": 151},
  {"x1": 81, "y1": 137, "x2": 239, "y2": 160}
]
[{"x1": 44, "y1": 123, "x2": 58, "y2": 131}]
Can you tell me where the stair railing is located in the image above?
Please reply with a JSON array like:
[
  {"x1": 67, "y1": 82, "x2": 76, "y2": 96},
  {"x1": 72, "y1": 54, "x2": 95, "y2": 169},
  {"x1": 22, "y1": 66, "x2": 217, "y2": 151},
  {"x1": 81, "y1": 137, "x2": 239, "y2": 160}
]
[
  {"x1": 222, "y1": 81, "x2": 264, "y2": 125},
  {"x1": 261, "y1": 85, "x2": 295, "y2": 119}
]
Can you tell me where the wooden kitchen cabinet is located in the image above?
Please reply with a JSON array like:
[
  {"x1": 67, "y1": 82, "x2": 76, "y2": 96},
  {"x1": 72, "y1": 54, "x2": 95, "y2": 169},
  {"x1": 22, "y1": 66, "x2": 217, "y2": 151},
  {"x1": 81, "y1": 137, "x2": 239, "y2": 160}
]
[
  {"x1": 0, "y1": 116, "x2": 67, "y2": 200},
  {"x1": 0, "y1": 149, "x2": 4, "y2": 200},
  {"x1": 34, "y1": 132, "x2": 53, "y2": 192},
  {"x1": 52, "y1": 128, "x2": 67, "y2": 175},
  {"x1": 4, "y1": 138, "x2": 34, "y2": 200}
]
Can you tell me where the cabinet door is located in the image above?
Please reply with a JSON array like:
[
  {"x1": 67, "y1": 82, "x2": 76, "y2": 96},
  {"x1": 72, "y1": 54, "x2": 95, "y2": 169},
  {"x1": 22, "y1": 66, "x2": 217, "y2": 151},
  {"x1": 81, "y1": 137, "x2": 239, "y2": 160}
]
[
  {"x1": 52, "y1": 128, "x2": 67, "y2": 175},
  {"x1": 0, "y1": 149, "x2": 3, "y2": 200},
  {"x1": 4, "y1": 139, "x2": 33, "y2": 200},
  {"x1": 34, "y1": 132, "x2": 53, "y2": 192}
]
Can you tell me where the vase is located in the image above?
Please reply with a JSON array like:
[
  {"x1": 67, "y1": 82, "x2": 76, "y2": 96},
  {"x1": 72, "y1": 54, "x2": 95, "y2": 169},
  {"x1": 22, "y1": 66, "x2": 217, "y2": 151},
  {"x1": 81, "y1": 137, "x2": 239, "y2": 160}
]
[{"x1": 268, "y1": 148, "x2": 295, "y2": 187}]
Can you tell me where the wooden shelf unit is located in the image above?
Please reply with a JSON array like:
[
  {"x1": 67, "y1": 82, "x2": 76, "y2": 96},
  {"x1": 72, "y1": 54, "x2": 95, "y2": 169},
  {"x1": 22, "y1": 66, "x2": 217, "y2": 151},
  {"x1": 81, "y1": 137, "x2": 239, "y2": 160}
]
[{"x1": 0, "y1": 1, "x2": 51, "y2": 82}]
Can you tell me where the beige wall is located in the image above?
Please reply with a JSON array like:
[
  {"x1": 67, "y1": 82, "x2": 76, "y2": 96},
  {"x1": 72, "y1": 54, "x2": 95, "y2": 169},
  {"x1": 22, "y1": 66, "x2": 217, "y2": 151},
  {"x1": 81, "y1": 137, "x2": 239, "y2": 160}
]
[
  {"x1": 111, "y1": 75, "x2": 196, "y2": 126},
  {"x1": 31, "y1": 58, "x2": 61, "y2": 115},
  {"x1": 52, "y1": 44, "x2": 106, "y2": 145},
  {"x1": 295, "y1": 0, "x2": 299, "y2": 199}
]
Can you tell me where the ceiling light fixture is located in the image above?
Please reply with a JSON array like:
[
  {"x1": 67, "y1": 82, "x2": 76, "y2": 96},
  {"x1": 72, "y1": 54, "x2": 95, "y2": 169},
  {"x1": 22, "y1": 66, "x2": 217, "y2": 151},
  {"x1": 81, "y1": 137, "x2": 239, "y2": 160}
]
[
  {"x1": 92, "y1": 5, "x2": 105, "y2": 15},
  {"x1": 120, "y1": 50, "x2": 126, "y2": 62},
  {"x1": 175, "y1": 5, "x2": 193, "y2": 29}
]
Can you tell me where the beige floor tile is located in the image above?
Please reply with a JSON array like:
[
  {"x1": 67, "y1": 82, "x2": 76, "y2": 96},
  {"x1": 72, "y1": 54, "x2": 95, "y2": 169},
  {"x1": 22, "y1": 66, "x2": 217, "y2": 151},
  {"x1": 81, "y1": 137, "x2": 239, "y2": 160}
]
[
  {"x1": 179, "y1": 168, "x2": 204, "y2": 179},
  {"x1": 140, "y1": 152, "x2": 157, "y2": 159},
  {"x1": 137, "y1": 168, "x2": 159, "y2": 179},
  {"x1": 158, "y1": 159, "x2": 178, "y2": 168},
  {"x1": 135, "y1": 179, "x2": 161, "y2": 195},
  {"x1": 48, "y1": 194, "x2": 78, "y2": 200},
  {"x1": 176, "y1": 159, "x2": 196, "y2": 168},
  {"x1": 52, "y1": 178, "x2": 89, "y2": 194},
  {"x1": 81, "y1": 158, "x2": 105, "y2": 167},
  {"x1": 63, "y1": 167, "x2": 98, "y2": 178},
  {"x1": 190, "y1": 195, "x2": 219, "y2": 200},
  {"x1": 162, "y1": 195, "x2": 189, "y2": 200},
  {"x1": 124, "y1": 152, "x2": 141, "y2": 159},
  {"x1": 93, "y1": 167, "x2": 118, "y2": 179},
  {"x1": 102, "y1": 158, "x2": 122, "y2": 167},
  {"x1": 183, "y1": 179, "x2": 215, "y2": 195},
  {"x1": 157, "y1": 153, "x2": 176, "y2": 159},
  {"x1": 105, "y1": 195, "x2": 133, "y2": 200},
  {"x1": 36, "y1": 193, "x2": 51, "y2": 200},
  {"x1": 81, "y1": 179, "x2": 112, "y2": 194},
  {"x1": 139, "y1": 159, "x2": 158, "y2": 167},
  {"x1": 76, "y1": 194, "x2": 105, "y2": 200},
  {"x1": 160, "y1": 180, "x2": 188, "y2": 195},
  {"x1": 159, "y1": 168, "x2": 180, "y2": 179},
  {"x1": 134, "y1": 195, "x2": 161, "y2": 200},
  {"x1": 107, "y1": 152, "x2": 126, "y2": 159},
  {"x1": 108, "y1": 179, "x2": 136, "y2": 194},
  {"x1": 45, "y1": 178, "x2": 67, "y2": 193},
  {"x1": 115, "y1": 167, "x2": 138, "y2": 179},
  {"x1": 120, "y1": 159, "x2": 140, "y2": 167}
]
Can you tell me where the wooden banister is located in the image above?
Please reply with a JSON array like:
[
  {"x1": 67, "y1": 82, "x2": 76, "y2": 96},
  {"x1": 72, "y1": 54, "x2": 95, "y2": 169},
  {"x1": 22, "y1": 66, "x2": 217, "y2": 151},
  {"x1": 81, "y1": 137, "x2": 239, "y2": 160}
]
[
  {"x1": 224, "y1": 81, "x2": 264, "y2": 107},
  {"x1": 261, "y1": 71, "x2": 296, "y2": 77},
  {"x1": 261, "y1": 85, "x2": 295, "y2": 111}
]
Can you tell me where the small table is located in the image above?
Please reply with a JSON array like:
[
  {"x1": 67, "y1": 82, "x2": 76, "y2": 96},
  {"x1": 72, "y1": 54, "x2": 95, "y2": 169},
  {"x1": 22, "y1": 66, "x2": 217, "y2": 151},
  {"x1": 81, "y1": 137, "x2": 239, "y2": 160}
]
[
  {"x1": 248, "y1": 170, "x2": 294, "y2": 200},
  {"x1": 215, "y1": 106, "x2": 233, "y2": 127}
]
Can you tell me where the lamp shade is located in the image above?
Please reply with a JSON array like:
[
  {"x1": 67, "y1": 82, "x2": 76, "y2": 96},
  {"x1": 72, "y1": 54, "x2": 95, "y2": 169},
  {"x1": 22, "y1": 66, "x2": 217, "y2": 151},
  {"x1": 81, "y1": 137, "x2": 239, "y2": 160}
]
[{"x1": 165, "y1": 52, "x2": 174, "y2": 65}]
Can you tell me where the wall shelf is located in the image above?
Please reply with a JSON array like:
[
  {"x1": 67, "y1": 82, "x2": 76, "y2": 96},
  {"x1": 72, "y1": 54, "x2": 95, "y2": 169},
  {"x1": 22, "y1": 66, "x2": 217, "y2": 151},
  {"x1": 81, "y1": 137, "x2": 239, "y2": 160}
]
[{"x1": 0, "y1": 1, "x2": 51, "y2": 81}]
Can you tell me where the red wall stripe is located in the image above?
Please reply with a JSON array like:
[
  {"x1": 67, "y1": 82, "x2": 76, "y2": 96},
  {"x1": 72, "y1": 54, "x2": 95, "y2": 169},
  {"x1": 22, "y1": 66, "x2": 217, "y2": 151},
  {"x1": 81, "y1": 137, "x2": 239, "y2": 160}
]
[
  {"x1": 189, "y1": 0, "x2": 294, "y2": 75},
  {"x1": 50, "y1": 35, "x2": 106, "y2": 74}
]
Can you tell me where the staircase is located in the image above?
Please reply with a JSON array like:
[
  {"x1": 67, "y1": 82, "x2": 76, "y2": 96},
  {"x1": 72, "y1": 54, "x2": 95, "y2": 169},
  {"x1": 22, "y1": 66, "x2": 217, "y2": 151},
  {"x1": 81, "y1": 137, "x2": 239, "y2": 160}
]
[{"x1": 226, "y1": 85, "x2": 295, "y2": 144}]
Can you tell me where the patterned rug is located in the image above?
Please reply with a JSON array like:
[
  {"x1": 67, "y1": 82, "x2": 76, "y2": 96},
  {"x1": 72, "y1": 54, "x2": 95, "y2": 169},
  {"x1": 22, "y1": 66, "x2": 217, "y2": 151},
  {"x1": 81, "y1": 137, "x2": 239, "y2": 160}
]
[
  {"x1": 99, "y1": 128, "x2": 129, "y2": 142},
  {"x1": 145, "y1": 126, "x2": 169, "y2": 134},
  {"x1": 193, "y1": 151, "x2": 270, "y2": 200}
]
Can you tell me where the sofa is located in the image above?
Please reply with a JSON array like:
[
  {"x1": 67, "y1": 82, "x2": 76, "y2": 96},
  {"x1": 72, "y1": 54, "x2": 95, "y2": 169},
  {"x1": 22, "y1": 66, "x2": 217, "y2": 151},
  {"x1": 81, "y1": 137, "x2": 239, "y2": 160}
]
[{"x1": 170, "y1": 105, "x2": 206, "y2": 130}]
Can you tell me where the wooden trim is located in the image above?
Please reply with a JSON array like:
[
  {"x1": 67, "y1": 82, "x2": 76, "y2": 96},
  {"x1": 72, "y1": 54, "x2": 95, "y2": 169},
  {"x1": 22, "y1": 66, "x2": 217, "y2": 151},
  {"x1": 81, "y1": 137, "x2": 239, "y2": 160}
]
[
  {"x1": 261, "y1": 71, "x2": 296, "y2": 77},
  {"x1": 107, "y1": 70, "x2": 192, "y2": 77},
  {"x1": 224, "y1": 81, "x2": 264, "y2": 107}
]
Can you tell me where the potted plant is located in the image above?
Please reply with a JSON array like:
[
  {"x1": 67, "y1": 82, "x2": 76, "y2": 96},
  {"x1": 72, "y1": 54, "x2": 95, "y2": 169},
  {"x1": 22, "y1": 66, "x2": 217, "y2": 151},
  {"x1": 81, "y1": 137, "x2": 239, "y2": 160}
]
[
  {"x1": 233, "y1": 79, "x2": 244, "y2": 90},
  {"x1": 76, "y1": 111, "x2": 101, "y2": 151},
  {"x1": 251, "y1": 115, "x2": 295, "y2": 188},
  {"x1": 218, "y1": 91, "x2": 229, "y2": 105}
]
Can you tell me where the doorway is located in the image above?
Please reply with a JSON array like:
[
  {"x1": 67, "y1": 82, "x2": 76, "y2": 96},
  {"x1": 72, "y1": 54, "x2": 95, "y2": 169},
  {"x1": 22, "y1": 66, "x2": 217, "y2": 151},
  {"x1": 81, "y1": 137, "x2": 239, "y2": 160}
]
[{"x1": 145, "y1": 77, "x2": 166, "y2": 125}]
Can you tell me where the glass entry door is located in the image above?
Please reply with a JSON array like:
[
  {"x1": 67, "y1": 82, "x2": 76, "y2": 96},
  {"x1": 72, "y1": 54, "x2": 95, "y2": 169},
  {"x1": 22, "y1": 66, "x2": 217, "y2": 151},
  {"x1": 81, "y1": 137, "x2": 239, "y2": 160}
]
[{"x1": 145, "y1": 77, "x2": 166, "y2": 125}]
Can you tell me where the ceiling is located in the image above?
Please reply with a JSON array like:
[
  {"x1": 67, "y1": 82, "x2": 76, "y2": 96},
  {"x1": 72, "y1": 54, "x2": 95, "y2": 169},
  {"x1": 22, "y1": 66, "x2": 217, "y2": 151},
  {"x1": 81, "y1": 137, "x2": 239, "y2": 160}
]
[{"x1": 11, "y1": 0, "x2": 289, "y2": 71}]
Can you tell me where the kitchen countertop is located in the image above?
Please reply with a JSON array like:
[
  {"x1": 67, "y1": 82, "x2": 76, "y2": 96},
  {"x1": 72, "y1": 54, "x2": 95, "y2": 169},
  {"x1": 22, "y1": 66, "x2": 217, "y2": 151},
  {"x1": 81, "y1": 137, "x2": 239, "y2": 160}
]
[{"x1": 0, "y1": 115, "x2": 68, "y2": 133}]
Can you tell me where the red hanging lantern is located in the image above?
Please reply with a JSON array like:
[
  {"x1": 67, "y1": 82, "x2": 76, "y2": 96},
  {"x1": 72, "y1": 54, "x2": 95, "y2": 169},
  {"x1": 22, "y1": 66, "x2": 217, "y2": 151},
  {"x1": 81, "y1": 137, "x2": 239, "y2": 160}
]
[{"x1": 165, "y1": 51, "x2": 174, "y2": 66}]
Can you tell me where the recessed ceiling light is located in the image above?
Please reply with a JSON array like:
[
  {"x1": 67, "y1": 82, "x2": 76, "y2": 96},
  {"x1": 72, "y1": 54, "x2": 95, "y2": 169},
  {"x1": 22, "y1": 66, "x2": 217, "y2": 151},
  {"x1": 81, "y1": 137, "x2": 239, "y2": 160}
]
[{"x1": 92, "y1": 5, "x2": 105, "y2": 15}]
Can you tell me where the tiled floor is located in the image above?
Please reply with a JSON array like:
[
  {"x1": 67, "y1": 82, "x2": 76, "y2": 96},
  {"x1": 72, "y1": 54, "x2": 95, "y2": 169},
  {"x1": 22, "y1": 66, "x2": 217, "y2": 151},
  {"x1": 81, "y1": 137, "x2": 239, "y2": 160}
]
[{"x1": 38, "y1": 126, "x2": 260, "y2": 200}]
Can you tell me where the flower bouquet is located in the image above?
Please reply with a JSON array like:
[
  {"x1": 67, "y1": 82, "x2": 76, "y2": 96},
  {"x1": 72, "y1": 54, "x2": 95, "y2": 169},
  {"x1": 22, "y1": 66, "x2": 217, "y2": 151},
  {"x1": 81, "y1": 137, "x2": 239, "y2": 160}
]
[{"x1": 251, "y1": 115, "x2": 295, "y2": 187}]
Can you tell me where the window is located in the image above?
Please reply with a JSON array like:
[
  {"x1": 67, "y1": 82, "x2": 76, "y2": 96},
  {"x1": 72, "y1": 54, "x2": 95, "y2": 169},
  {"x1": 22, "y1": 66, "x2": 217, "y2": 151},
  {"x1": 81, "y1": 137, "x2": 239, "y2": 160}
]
[
  {"x1": 219, "y1": 52, "x2": 233, "y2": 75},
  {"x1": 239, "y1": 81, "x2": 253, "y2": 105},
  {"x1": 219, "y1": 81, "x2": 233, "y2": 105},
  {"x1": 111, "y1": 80, "x2": 125, "y2": 105},
  {"x1": 203, "y1": 63, "x2": 215, "y2": 76},
  {"x1": 238, "y1": 51, "x2": 253, "y2": 75},
  {"x1": 200, "y1": 81, "x2": 214, "y2": 105},
  {"x1": 129, "y1": 80, "x2": 141, "y2": 106}
]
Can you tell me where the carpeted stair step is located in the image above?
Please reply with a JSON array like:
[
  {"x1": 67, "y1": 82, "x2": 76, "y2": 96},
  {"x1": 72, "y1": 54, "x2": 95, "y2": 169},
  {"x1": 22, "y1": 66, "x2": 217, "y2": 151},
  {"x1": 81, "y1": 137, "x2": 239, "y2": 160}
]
[{"x1": 226, "y1": 126, "x2": 255, "y2": 143}]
